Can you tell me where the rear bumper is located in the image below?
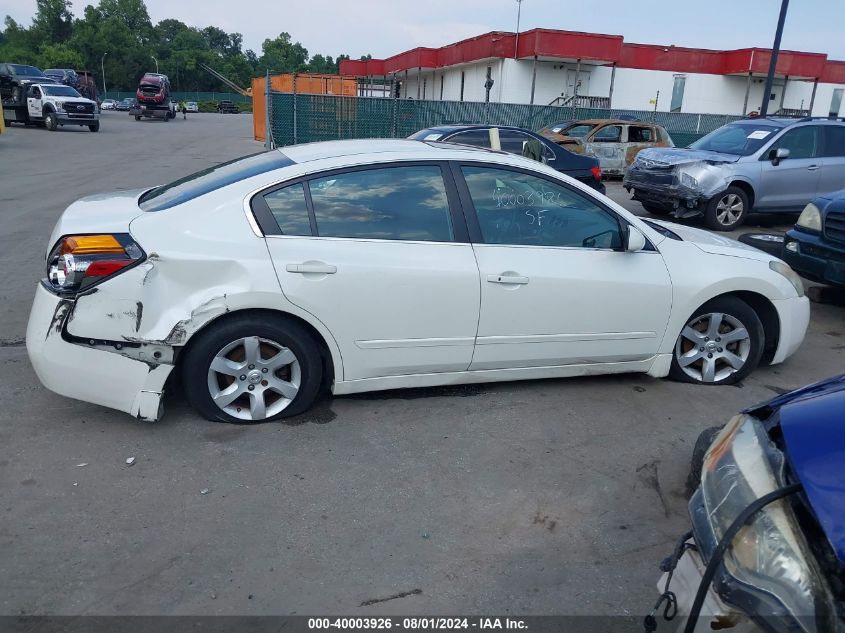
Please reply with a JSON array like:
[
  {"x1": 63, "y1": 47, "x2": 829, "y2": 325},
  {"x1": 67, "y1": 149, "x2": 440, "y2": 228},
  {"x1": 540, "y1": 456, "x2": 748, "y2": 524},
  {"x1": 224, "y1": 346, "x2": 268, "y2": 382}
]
[
  {"x1": 25, "y1": 283, "x2": 173, "y2": 421},
  {"x1": 770, "y1": 295, "x2": 810, "y2": 365},
  {"x1": 782, "y1": 229, "x2": 845, "y2": 288}
]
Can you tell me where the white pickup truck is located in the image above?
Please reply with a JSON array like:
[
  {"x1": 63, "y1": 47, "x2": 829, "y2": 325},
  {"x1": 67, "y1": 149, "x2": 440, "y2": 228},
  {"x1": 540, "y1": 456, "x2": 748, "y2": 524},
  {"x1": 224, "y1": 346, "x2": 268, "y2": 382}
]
[{"x1": 9, "y1": 82, "x2": 100, "y2": 131}]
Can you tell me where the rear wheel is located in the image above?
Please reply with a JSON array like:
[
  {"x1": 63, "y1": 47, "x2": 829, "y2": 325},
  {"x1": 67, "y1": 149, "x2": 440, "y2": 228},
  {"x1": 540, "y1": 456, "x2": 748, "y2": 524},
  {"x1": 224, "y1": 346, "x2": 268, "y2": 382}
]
[
  {"x1": 181, "y1": 314, "x2": 323, "y2": 423},
  {"x1": 704, "y1": 186, "x2": 749, "y2": 231},
  {"x1": 44, "y1": 112, "x2": 58, "y2": 131},
  {"x1": 669, "y1": 296, "x2": 764, "y2": 386}
]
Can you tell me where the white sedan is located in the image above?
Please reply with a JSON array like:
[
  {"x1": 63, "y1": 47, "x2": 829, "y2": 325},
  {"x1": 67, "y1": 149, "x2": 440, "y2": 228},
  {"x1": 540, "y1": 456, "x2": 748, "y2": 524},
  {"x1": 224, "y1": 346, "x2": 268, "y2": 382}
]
[{"x1": 26, "y1": 140, "x2": 809, "y2": 423}]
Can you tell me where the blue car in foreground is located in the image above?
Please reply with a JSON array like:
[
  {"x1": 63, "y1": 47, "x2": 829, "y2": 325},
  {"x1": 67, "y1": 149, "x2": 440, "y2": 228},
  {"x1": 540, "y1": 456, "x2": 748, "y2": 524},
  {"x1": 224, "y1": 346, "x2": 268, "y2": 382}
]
[
  {"x1": 649, "y1": 375, "x2": 844, "y2": 633},
  {"x1": 783, "y1": 190, "x2": 845, "y2": 288}
]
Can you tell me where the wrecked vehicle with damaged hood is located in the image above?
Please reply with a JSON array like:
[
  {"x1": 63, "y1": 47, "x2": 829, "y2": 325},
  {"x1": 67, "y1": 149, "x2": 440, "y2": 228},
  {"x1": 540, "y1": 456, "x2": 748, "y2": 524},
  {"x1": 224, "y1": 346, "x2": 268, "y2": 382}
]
[
  {"x1": 624, "y1": 117, "x2": 845, "y2": 232},
  {"x1": 648, "y1": 374, "x2": 845, "y2": 633},
  {"x1": 26, "y1": 140, "x2": 810, "y2": 424}
]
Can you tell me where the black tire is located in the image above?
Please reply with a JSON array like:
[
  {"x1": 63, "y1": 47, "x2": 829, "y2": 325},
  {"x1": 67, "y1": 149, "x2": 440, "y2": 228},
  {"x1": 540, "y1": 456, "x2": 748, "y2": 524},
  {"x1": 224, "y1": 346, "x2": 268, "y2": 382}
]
[
  {"x1": 181, "y1": 314, "x2": 323, "y2": 424},
  {"x1": 704, "y1": 186, "x2": 750, "y2": 231},
  {"x1": 685, "y1": 425, "x2": 724, "y2": 498},
  {"x1": 134, "y1": 115, "x2": 141, "y2": 121},
  {"x1": 88, "y1": 122, "x2": 100, "y2": 132},
  {"x1": 11, "y1": 85, "x2": 22, "y2": 105},
  {"x1": 641, "y1": 202, "x2": 672, "y2": 216},
  {"x1": 737, "y1": 232, "x2": 785, "y2": 257},
  {"x1": 44, "y1": 111, "x2": 58, "y2": 131},
  {"x1": 669, "y1": 296, "x2": 764, "y2": 386}
]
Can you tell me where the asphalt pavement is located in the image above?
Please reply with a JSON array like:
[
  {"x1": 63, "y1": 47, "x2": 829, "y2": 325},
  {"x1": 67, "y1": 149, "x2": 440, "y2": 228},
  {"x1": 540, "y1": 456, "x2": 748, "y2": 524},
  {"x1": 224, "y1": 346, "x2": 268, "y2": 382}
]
[{"x1": 1, "y1": 113, "x2": 842, "y2": 619}]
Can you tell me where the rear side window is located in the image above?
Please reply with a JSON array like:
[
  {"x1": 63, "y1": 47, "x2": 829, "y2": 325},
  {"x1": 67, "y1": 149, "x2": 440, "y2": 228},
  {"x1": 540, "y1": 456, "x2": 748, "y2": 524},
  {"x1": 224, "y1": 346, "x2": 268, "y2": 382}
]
[
  {"x1": 447, "y1": 130, "x2": 491, "y2": 148},
  {"x1": 629, "y1": 126, "x2": 653, "y2": 142},
  {"x1": 263, "y1": 183, "x2": 311, "y2": 235},
  {"x1": 822, "y1": 126, "x2": 845, "y2": 157},
  {"x1": 308, "y1": 166, "x2": 454, "y2": 241},
  {"x1": 140, "y1": 150, "x2": 294, "y2": 211}
]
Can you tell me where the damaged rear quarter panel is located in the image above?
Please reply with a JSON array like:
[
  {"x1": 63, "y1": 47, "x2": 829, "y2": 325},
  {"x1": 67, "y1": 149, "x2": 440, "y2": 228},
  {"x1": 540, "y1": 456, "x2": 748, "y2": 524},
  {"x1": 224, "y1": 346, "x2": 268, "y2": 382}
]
[{"x1": 64, "y1": 183, "x2": 345, "y2": 379}]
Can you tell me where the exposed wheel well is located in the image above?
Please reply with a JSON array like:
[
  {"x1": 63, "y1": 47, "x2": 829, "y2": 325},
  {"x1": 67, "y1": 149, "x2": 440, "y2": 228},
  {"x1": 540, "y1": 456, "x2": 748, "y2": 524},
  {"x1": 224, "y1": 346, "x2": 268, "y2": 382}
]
[
  {"x1": 728, "y1": 180, "x2": 755, "y2": 210},
  {"x1": 701, "y1": 291, "x2": 780, "y2": 365},
  {"x1": 175, "y1": 308, "x2": 336, "y2": 391}
]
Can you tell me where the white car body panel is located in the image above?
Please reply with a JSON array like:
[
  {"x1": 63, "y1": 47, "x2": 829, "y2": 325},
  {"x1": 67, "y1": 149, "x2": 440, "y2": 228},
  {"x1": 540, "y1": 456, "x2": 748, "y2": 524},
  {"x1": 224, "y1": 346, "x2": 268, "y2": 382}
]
[{"x1": 25, "y1": 140, "x2": 809, "y2": 421}]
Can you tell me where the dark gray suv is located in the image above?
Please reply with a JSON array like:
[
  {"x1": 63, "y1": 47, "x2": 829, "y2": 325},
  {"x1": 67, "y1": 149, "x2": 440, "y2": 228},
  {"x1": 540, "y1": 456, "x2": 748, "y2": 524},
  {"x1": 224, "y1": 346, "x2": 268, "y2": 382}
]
[{"x1": 624, "y1": 117, "x2": 845, "y2": 231}]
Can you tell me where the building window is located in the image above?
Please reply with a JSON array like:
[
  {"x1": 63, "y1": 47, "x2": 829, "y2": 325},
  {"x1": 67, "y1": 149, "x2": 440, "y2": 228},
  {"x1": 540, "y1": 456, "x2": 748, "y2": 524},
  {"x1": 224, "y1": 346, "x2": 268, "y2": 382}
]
[
  {"x1": 460, "y1": 71, "x2": 465, "y2": 102},
  {"x1": 831, "y1": 89, "x2": 844, "y2": 117},
  {"x1": 670, "y1": 75, "x2": 686, "y2": 113},
  {"x1": 440, "y1": 75, "x2": 444, "y2": 100},
  {"x1": 423, "y1": 77, "x2": 427, "y2": 100}
]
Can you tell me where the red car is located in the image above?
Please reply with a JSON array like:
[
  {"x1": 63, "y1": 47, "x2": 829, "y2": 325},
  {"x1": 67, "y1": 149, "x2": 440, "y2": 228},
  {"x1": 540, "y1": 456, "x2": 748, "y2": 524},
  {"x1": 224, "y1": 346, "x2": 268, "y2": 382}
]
[{"x1": 135, "y1": 73, "x2": 171, "y2": 105}]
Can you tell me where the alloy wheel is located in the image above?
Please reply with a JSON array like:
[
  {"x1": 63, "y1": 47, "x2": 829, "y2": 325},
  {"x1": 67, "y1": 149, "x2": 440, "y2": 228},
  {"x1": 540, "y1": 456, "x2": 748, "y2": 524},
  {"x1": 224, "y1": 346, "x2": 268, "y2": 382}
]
[
  {"x1": 206, "y1": 335, "x2": 301, "y2": 421},
  {"x1": 715, "y1": 193, "x2": 744, "y2": 227},
  {"x1": 674, "y1": 312, "x2": 751, "y2": 383}
]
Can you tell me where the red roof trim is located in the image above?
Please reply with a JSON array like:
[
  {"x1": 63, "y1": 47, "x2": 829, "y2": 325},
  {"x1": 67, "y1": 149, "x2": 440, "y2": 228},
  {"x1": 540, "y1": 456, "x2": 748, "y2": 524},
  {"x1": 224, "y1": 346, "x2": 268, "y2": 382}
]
[{"x1": 339, "y1": 29, "x2": 837, "y2": 81}]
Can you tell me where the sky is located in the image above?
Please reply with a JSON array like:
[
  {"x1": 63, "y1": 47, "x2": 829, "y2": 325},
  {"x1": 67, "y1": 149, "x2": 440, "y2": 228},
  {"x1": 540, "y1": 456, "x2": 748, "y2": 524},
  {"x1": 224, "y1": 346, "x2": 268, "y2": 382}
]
[{"x1": 3, "y1": 0, "x2": 844, "y2": 62}]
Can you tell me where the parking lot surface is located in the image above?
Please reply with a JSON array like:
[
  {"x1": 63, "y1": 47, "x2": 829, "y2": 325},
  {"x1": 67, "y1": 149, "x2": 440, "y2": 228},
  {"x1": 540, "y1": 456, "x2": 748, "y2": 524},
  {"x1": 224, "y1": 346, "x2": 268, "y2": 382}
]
[{"x1": 1, "y1": 113, "x2": 843, "y2": 617}]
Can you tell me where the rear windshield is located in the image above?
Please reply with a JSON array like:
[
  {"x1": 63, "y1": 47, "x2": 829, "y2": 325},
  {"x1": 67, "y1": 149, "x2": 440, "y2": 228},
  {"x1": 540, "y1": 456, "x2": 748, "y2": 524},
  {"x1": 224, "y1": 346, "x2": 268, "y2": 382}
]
[{"x1": 139, "y1": 151, "x2": 295, "y2": 212}]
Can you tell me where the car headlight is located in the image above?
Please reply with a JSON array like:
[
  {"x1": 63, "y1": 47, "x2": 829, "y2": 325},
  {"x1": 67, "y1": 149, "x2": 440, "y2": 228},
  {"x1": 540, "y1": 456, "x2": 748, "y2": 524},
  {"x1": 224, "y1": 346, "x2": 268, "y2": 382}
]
[
  {"x1": 769, "y1": 260, "x2": 805, "y2": 297},
  {"x1": 55, "y1": 101, "x2": 64, "y2": 111},
  {"x1": 680, "y1": 171, "x2": 699, "y2": 188},
  {"x1": 701, "y1": 415, "x2": 835, "y2": 629},
  {"x1": 796, "y1": 203, "x2": 822, "y2": 232}
]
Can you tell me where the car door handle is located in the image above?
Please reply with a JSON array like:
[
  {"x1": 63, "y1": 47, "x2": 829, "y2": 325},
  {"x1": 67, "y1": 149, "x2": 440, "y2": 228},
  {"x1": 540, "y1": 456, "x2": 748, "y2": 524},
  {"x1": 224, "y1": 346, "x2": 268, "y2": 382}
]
[
  {"x1": 286, "y1": 263, "x2": 337, "y2": 274},
  {"x1": 487, "y1": 274, "x2": 529, "y2": 285},
  {"x1": 807, "y1": 165, "x2": 820, "y2": 171}
]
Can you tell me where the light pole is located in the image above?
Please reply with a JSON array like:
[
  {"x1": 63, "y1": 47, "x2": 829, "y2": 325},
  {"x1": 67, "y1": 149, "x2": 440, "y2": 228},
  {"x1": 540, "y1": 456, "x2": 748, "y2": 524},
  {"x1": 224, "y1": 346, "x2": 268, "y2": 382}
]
[
  {"x1": 759, "y1": 0, "x2": 789, "y2": 117},
  {"x1": 151, "y1": 56, "x2": 159, "y2": 73},
  {"x1": 514, "y1": 0, "x2": 524, "y2": 59},
  {"x1": 101, "y1": 52, "x2": 107, "y2": 98}
]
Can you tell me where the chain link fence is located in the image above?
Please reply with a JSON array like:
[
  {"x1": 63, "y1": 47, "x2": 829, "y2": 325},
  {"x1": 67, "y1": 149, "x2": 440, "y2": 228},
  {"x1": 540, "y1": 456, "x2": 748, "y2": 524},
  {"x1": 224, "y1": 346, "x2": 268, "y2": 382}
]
[{"x1": 268, "y1": 93, "x2": 743, "y2": 149}]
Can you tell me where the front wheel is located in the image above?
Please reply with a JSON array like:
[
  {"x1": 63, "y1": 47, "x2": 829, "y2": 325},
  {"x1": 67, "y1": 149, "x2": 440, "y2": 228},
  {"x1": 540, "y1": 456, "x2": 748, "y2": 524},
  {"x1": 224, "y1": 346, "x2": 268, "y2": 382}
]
[
  {"x1": 704, "y1": 186, "x2": 749, "y2": 231},
  {"x1": 669, "y1": 296, "x2": 764, "y2": 386},
  {"x1": 134, "y1": 115, "x2": 141, "y2": 121},
  {"x1": 44, "y1": 112, "x2": 58, "y2": 131},
  {"x1": 181, "y1": 314, "x2": 323, "y2": 423},
  {"x1": 88, "y1": 122, "x2": 100, "y2": 132}
]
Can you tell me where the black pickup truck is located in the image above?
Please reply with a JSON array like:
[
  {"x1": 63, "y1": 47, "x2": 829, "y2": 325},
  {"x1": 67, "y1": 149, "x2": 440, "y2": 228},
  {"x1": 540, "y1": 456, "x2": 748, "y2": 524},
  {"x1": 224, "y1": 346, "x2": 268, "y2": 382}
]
[{"x1": 0, "y1": 63, "x2": 56, "y2": 105}]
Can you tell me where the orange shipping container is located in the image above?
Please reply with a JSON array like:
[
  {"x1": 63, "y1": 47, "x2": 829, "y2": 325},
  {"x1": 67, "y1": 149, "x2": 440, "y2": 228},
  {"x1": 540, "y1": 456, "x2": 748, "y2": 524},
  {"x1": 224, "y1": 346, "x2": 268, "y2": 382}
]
[{"x1": 252, "y1": 73, "x2": 358, "y2": 142}]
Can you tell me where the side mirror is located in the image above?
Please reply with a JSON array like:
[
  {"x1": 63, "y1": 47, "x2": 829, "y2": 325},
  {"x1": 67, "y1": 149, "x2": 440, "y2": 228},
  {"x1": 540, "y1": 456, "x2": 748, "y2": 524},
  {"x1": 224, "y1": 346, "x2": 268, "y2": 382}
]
[
  {"x1": 626, "y1": 226, "x2": 647, "y2": 252},
  {"x1": 770, "y1": 147, "x2": 790, "y2": 166}
]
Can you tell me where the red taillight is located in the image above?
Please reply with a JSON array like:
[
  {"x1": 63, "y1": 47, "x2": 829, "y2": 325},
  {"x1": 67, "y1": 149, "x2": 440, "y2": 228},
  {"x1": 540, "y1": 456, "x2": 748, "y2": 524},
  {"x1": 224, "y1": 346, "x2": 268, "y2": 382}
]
[
  {"x1": 85, "y1": 260, "x2": 133, "y2": 277},
  {"x1": 46, "y1": 234, "x2": 144, "y2": 294},
  {"x1": 591, "y1": 165, "x2": 602, "y2": 181}
]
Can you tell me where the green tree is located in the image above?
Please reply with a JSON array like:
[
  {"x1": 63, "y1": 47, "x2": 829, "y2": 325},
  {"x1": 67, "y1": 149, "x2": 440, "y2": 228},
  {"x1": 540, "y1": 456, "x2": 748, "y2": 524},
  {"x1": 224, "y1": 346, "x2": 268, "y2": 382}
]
[
  {"x1": 32, "y1": 0, "x2": 73, "y2": 43},
  {"x1": 39, "y1": 42, "x2": 84, "y2": 68},
  {"x1": 258, "y1": 32, "x2": 308, "y2": 73}
]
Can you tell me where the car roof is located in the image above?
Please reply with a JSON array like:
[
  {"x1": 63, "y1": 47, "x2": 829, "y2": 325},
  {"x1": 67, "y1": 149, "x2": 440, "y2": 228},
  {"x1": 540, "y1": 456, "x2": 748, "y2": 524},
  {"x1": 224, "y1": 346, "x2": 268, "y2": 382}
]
[
  {"x1": 418, "y1": 124, "x2": 538, "y2": 135},
  {"x1": 281, "y1": 138, "x2": 507, "y2": 164}
]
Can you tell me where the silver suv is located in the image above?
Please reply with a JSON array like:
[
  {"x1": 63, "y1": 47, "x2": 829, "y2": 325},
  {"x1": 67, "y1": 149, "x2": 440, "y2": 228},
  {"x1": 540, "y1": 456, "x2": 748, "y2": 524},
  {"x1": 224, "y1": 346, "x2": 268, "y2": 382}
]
[{"x1": 623, "y1": 117, "x2": 845, "y2": 231}]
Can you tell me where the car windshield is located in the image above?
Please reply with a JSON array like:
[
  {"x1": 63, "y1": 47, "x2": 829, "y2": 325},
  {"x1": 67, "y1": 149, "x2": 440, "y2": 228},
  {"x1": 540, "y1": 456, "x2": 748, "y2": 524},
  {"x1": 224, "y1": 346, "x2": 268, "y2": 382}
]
[
  {"x1": 688, "y1": 123, "x2": 781, "y2": 156},
  {"x1": 43, "y1": 85, "x2": 81, "y2": 97},
  {"x1": 139, "y1": 150, "x2": 295, "y2": 212},
  {"x1": 560, "y1": 123, "x2": 597, "y2": 138},
  {"x1": 10, "y1": 64, "x2": 44, "y2": 76}
]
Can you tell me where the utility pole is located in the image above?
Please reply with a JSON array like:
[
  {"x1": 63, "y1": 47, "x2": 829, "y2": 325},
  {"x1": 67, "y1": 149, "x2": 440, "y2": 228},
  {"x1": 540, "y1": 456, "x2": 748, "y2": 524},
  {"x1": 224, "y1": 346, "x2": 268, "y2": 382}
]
[
  {"x1": 101, "y1": 52, "x2": 107, "y2": 98},
  {"x1": 513, "y1": 0, "x2": 524, "y2": 59},
  {"x1": 151, "y1": 56, "x2": 159, "y2": 74},
  {"x1": 759, "y1": 0, "x2": 789, "y2": 118}
]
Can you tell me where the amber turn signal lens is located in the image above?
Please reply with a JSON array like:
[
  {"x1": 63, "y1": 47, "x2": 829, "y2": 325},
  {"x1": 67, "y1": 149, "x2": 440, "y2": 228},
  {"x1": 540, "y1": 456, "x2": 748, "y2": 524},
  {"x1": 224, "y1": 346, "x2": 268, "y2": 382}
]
[{"x1": 60, "y1": 234, "x2": 125, "y2": 255}]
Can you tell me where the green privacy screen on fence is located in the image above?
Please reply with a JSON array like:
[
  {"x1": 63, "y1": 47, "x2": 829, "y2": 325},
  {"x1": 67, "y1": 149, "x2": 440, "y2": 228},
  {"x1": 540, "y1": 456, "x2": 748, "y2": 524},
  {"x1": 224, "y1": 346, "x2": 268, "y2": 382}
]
[{"x1": 268, "y1": 93, "x2": 742, "y2": 149}]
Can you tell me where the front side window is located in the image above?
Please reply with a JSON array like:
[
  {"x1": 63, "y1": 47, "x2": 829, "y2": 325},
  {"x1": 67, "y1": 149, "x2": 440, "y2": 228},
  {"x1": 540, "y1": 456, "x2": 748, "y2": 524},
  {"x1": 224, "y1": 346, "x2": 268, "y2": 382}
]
[
  {"x1": 263, "y1": 183, "x2": 311, "y2": 236},
  {"x1": 308, "y1": 166, "x2": 454, "y2": 242},
  {"x1": 461, "y1": 166, "x2": 622, "y2": 249},
  {"x1": 771, "y1": 126, "x2": 820, "y2": 160}
]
